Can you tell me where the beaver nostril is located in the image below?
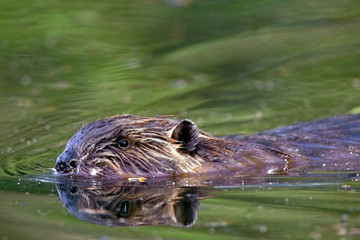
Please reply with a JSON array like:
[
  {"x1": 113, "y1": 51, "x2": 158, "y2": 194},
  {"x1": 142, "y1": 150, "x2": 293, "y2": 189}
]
[
  {"x1": 56, "y1": 160, "x2": 78, "y2": 173},
  {"x1": 70, "y1": 186, "x2": 78, "y2": 195},
  {"x1": 56, "y1": 162, "x2": 66, "y2": 172}
]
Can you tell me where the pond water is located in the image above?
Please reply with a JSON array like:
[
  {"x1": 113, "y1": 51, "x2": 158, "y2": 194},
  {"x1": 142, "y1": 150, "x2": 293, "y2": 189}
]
[{"x1": 1, "y1": 0, "x2": 360, "y2": 239}]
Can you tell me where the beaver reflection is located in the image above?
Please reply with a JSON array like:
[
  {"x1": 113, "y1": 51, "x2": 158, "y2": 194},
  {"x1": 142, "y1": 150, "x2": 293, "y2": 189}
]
[{"x1": 56, "y1": 183, "x2": 209, "y2": 227}]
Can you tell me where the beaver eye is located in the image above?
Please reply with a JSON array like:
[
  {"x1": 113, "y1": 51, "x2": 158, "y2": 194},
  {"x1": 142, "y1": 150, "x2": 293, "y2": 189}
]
[
  {"x1": 118, "y1": 200, "x2": 131, "y2": 217},
  {"x1": 117, "y1": 139, "x2": 130, "y2": 149}
]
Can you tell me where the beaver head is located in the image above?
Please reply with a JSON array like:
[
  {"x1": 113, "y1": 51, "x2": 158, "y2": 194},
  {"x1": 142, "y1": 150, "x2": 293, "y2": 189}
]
[{"x1": 55, "y1": 115, "x2": 208, "y2": 177}]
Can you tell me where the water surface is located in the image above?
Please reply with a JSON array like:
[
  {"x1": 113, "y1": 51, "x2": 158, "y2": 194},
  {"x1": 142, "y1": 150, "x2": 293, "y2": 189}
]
[{"x1": 0, "y1": 0, "x2": 360, "y2": 239}]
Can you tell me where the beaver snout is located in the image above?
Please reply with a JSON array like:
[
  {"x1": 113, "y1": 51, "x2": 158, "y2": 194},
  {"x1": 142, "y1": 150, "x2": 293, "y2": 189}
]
[{"x1": 55, "y1": 149, "x2": 78, "y2": 174}]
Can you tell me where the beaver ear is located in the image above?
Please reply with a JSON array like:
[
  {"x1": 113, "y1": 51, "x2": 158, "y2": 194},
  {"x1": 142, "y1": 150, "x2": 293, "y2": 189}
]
[{"x1": 171, "y1": 120, "x2": 199, "y2": 152}]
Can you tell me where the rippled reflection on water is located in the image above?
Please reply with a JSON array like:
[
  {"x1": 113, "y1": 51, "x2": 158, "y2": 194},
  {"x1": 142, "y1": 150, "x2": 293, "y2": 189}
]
[
  {"x1": 56, "y1": 182, "x2": 204, "y2": 227},
  {"x1": 1, "y1": 172, "x2": 360, "y2": 239}
]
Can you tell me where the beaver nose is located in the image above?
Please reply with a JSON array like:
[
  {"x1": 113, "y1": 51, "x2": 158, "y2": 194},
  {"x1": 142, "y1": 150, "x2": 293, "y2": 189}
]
[
  {"x1": 55, "y1": 158, "x2": 78, "y2": 173},
  {"x1": 55, "y1": 149, "x2": 78, "y2": 173}
]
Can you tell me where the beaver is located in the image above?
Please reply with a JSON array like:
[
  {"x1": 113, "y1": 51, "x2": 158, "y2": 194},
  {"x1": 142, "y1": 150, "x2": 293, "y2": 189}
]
[{"x1": 55, "y1": 114, "x2": 360, "y2": 177}]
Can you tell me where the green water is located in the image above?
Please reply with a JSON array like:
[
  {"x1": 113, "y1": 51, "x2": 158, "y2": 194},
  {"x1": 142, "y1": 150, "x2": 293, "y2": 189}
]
[{"x1": 1, "y1": 0, "x2": 360, "y2": 239}]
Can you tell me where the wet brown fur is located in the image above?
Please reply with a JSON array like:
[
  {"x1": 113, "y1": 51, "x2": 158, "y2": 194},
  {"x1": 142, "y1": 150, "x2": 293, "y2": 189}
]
[{"x1": 55, "y1": 114, "x2": 360, "y2": 177}]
